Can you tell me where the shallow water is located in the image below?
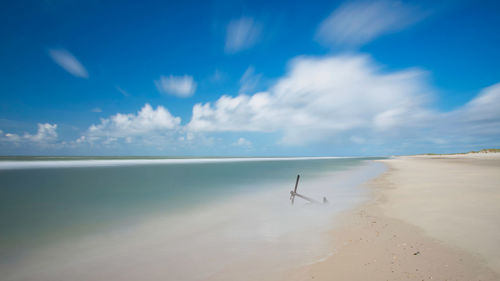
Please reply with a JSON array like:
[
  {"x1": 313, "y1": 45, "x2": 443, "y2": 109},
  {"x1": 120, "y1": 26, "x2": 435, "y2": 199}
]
[{"x1": 0, "y1": 157, "x2": 385, "y2": 280}]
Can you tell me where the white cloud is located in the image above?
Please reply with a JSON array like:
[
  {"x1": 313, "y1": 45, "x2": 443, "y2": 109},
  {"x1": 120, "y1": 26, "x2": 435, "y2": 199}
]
[
  {"x1": 316, "y1": 0, "x2": 425, "y2": 47},
  {"x1": 26, "y1": 123, "x2": 58, "y2": 143},
  {"x1": 48, "y1": 48, "x2": 88, "y2": 78},
  {"x1": 15, "y1": 51, "x2": 497, "y2": 154},
  {"x1": 234, "y1": 137, "x2": 252, "y2": 147},
  {"x1": 70, "y1": 74, "x2": 500, "y2": 152},
  {"x1": 187, "y1": 53, "x2": 500, "y2": 149},
  {"x1": 1, "y1": 123, "x2": 58, "y2": 145},
  {"x1": 188, "y1": 54, "x2": 432, "y2": 145},
  {"x1": 83, "y1": 104, "x2": 181, "y2": 144},
  {"x1": 92, "y1": 108, "x2": 102, "y2": 113},
  {"x1": 155, "y1": 75, "x2": 197, "y2": 98},
  {"x1": 225, "y1": 17, "x2": 262, "y2": 53},
  {"x1": 188, "y1": 93, "x2": 275, "y2": 132}
]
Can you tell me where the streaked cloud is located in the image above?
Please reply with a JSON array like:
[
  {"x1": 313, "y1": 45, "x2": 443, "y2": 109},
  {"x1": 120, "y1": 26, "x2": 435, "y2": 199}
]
[
  {"x1": 48, "y1": 48, "x2": 88, "y2": 78},
  {"x1": 115, "y1": 86, "x2": 130, "y2": 97},
  {"x1": 225, "y1": 17, "x2": 262, "y2": 53},
  {"x1": 316, "y1": 0, "x2": 426, "y2": 47},
  {"x1": 91, "y1": 108, "x2": 102, "y2": 113},
  {"x1": 155, "y1": 75, "x2": 197, "y2": 98},
  {"x1": 239, "y1": 66, "x2": 262, "y2": 94},
  {"x1": 443, "y1": 83, "x2": 500, "y2": 140}
]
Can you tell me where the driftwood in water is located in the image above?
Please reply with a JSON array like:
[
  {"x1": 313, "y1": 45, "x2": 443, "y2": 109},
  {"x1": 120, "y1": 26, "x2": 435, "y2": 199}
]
[
  {"x1": 290, "y1": 190, "x2": 320, "y2": 204},
  {"x1": 289, "y1": 174, "x2": 325, "y2": 205}
]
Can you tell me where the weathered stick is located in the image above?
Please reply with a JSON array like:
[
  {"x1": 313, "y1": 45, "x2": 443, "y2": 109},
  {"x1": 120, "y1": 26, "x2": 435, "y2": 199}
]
[
  {"x1": 291, "y1": 174, "x2": 300, "y2": 205},
  {"x1": 290, "y1": 174, "x2": 327, "y2": 205},
  {"x1": 291, "y1": 191, "x2": 320, "y2": 204}
]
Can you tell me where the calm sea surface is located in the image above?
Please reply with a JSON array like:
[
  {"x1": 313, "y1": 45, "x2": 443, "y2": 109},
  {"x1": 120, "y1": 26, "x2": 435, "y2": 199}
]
[{"x1": 0, "y1": 157, "x2": 385, "y2": 280}]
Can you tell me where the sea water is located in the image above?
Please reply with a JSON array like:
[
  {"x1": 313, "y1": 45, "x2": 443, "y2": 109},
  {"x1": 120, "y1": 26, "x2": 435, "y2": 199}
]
[{"x1": 0, "y1": 157, "x2": 385, "y2": 281}]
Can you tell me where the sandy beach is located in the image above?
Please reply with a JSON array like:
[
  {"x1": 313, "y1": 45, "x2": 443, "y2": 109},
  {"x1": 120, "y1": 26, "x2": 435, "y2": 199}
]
[{"x1": 285, "y1": 153, "x2": 500, "y2": 281}]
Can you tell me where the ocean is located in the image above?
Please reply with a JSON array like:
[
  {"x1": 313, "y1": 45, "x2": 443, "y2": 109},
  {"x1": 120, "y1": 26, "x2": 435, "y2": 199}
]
[{"x1": 0, "y1": 157, "x2": 385, "y2": 281}]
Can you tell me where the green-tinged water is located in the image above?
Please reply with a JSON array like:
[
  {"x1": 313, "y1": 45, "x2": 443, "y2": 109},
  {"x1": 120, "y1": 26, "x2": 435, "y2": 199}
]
[{"x1": 0, "y1": 157, "x2": 383, "y2": 258}]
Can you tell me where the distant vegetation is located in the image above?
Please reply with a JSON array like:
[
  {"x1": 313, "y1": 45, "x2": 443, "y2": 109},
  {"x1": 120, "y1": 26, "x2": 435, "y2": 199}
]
[
  {"x1": 421, "y1": 148, "x2": 500, "y2": 156},
  {"x1": 476, "y1": 148, "x2": 500, "y2": 153}
]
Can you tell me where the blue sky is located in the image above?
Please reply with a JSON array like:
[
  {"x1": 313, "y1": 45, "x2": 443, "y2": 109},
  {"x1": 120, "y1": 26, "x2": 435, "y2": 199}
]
[{"x1": 1, "y1": 0, "x2": 499, "y2": 156}]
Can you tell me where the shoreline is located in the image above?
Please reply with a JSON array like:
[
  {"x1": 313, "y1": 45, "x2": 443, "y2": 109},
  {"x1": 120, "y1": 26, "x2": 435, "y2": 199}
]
[{"x1": 284, "y1": 154, "x2": 500, "y2": 280}]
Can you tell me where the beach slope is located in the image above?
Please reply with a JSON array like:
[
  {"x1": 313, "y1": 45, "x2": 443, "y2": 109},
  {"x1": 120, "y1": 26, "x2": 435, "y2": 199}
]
[{"x1": 286, "y1": 154, "x2": 500, "y2": 281}]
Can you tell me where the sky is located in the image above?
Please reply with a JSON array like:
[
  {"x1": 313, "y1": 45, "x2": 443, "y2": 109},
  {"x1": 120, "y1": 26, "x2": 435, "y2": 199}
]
[{"x1": 0, "y1": 0, "x2": 499, "y2": 156}]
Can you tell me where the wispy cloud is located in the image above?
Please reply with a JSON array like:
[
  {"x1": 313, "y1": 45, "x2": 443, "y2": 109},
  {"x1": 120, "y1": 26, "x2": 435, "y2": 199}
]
[
  {"x1": 48, "y1": 48, "x2": 88, "y2": 78},
  {"x1": 91, "y1": 108, "x2": 102, "y2": 113},
  {"x1": 316, "y1": 0, "x2": 426, "y2": 47},
  {"x1": 239, "y1": 66, "x2": 262, "y2": 94},
  {"x1": 155, "y1": 75, "x2": 197, "y2": 98},
  {"x1": 210, "y1": 69, "x2": 227, "y2": 83},
  {"x1": 443, "y1": 83, "x2": 500, "y2": 140},
  {"x1": 115, "y1": 85, "x2": 130, "y2": 97},
  {"x1": 225, "y1": 17, "x2": 262, "y2": 54}
]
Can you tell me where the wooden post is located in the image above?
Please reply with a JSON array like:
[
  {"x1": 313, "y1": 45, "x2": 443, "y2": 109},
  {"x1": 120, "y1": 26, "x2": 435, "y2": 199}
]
[{"x1": 291, "y1": 174, "x2": 300, "y2": 205}]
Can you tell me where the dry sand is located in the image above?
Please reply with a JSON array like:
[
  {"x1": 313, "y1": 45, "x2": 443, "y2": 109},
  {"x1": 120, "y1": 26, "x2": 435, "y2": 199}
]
[{"x1": 284, "y1": 153, "x2": 500, "y2": 281}]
